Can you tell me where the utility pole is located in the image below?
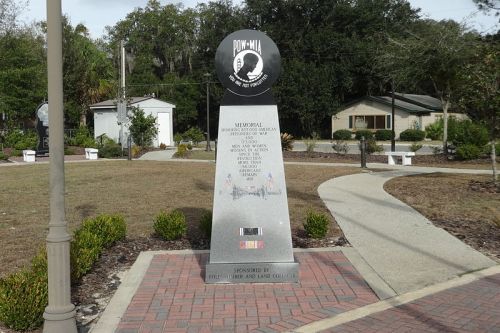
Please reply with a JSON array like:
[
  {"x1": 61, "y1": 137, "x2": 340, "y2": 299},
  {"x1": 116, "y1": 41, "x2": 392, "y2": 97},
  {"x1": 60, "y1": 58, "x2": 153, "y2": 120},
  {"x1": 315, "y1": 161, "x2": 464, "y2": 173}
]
[
  {"x1": 43, "y1": 0, "x2": 77, "y2": 331},
  {"x1": 118, "y1": 41, "x2": 127, "y2": 149},
  {"x1": 204, "y1": 73, "x2": 212, "y2": 151},
  {"x1": 391, "y1": 79, "x2": 396, "y2": 152}
]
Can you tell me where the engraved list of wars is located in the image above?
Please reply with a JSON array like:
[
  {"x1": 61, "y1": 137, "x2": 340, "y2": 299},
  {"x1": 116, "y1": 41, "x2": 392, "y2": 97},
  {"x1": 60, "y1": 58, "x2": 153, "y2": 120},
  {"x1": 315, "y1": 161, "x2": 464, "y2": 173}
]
[{"x1": 206, "y1": 30, "x2": 298, "y2": 284}]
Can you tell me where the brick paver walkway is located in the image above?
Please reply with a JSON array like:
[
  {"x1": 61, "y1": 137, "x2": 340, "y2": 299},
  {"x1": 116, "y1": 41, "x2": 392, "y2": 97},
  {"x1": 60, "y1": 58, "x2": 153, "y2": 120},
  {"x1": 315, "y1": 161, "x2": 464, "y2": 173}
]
[
  {"x1": 321, "y1": 273, "x2": 500, "y2": 333},
  {"x1": 116, "y1": 251, "x2": 379, "y2": 333}
]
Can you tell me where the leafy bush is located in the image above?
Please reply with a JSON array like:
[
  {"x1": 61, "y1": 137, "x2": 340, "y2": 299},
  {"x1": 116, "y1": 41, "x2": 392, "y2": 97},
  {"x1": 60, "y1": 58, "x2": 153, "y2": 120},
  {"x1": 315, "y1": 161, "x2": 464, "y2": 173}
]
[
  {"x1": 332, "y1": 129, "x2": 352, "y2": 140},
  {"x1": 304, "y1": 210, "x2": 329, "y2": 239},
  {"x1": 375, "y1": 129, "x2": 393, "y2": 141},
  {"x1": 174, "y1": 133, "x2": 183, "y2": 145},
  {"x1": 129, "y1": 107, "x2": 158, "y2": 147},
  {"x1": 174, "y1": 144, "x2": 188, "y2": 158},
  {"x1": 80, "y1": 214, "x2": 126, "y2": 247},
  {"x1": 332, "y1": 140, "x2": 349, "y2": 155},
  {"x1": 0, "y1": 151, "x2": 8, "y2": 160},
  {"x1": 71, "y1": 228, "x2": 104, "y2": 280},
  {"x1": 0, "y1": 252, "x2": 47, "y2": 331},
  {"x1": 10, "y1": 149, "x2": 22, "y2": 157},
  {"x1": 361, "y1": 138, "x2": 383, "y2": 154},
  {"x1": 71, "y1": 214, "x2": 126, "y2": 280},
  {"x1": 280, "y1": 133, "x2": 294, "y2": 151},
  {"x1": 425, "y1": 121, "x2": 443, "y2": 140},
  {"x1": 399, "y1": 129, "x2": 425, "y2": 141},
  {"x1": 154, "y1": 210, "x2": 187, "y2": 241},
  {"x1": 199, "y1": 210, "x2": 212, "y2": 240},
  {"x1": 354, "y1": 130, "x2": 374, "y2": 140},
  {"x1": 183, "y1": 127, "x2": 205, "y2": 145},
  {"x1": 449, "y1": 120, "x2": 489, "y2": 148},
  {"x1": 432, "y1": 146, "x2": 443, "y2": 155},
  {"x1": 70, "y1": 126, "x2": 96, "y2": 147},
  {"x1": 4, "y1": 130, "x2": 37, "y2": 150},
  {"x1": 187, "y1": 143, "x2": 193, "y2": 150},
  {"x1": 131, "y1": 145, "x2": 142, "y2": 158},
  {"x1": 98, "y1": 142, "x2": 123, "y2": 158},
  {"x1": 456, "y1": 144, "x2": 482, "y2": 160},
  {"x1": 409, "y1": 143, "x2": 423, "y2": 152},
  {"x1": 303, "y1": 137, "x2": 317, "y2": 153}
]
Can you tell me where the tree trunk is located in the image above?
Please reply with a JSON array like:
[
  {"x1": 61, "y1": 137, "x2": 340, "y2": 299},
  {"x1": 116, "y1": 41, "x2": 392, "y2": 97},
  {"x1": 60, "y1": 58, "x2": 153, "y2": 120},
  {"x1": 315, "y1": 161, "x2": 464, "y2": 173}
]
[
  {"x1": 491, "y1": 137, "x2": 497, "y2": 184},
  {"x1": 441, "y1": 98, "x2": 450, "y2": 155},
  {"x1": 79, "y1": 112, "x2": 86, "y2": 127}
]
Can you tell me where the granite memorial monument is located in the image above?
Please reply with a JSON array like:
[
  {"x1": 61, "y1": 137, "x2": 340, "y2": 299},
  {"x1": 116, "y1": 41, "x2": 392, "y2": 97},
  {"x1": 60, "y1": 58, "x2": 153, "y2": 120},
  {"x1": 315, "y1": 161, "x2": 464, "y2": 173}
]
[{"x1": 206, "y1": 30, "x2": 299, "y2": 283}]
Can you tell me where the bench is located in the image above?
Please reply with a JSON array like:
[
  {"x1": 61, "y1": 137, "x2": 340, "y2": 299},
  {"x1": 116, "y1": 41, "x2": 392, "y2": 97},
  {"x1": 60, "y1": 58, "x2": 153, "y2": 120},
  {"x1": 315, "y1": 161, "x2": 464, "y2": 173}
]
[
  {"x1": 384, "y1": 151, "x2": 415, "y2": 166},
  {"x1": 85, "y1": 148, "x2": 99, "y2": 160},
  {"x1": 22, "y1": 150, "x2": 36, "y2": 162}
]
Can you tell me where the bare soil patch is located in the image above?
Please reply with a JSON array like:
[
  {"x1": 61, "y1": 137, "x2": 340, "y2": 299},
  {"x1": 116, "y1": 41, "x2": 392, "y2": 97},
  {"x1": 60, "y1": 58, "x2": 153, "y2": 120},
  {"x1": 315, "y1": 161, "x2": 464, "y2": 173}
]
[{"x1": 385, "y1": 173, "x2": 500, "y2": 262}]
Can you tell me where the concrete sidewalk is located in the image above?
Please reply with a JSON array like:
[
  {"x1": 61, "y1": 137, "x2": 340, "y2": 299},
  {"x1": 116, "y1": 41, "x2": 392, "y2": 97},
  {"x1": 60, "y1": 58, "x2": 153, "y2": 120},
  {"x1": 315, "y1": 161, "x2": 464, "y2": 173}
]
[{"x1": 318, "y1": 170, "x2": 496, "y2": 295}]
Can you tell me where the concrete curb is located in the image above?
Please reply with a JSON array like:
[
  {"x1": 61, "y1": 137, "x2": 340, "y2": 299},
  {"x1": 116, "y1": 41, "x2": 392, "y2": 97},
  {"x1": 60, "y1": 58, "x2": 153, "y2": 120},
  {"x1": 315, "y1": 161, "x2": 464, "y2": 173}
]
[{"x1": 290, "y1": 265, "x2": 500, "y2": 333}]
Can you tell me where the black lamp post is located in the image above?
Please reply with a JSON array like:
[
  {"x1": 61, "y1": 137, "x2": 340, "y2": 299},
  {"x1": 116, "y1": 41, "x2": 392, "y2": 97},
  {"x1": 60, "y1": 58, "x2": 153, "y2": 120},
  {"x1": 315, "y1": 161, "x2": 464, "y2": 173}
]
[{"x1": 204, "y1": 73, "x2": 212, "y2": 151}]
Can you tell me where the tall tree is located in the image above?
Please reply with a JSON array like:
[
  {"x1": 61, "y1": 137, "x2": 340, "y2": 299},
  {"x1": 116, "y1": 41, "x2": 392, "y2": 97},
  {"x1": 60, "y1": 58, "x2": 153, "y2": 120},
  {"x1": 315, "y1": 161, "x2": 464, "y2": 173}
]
[
  {"x1": 377, "y1": 20, "x2": 476, "y2": 152},
  {"x1": 0, "y1": 0, "x2": 27, "y2": 33},
  {"x1": 457, "y1": 39, "x2": 499, "y2": 182},
  {"x1": 0, "y1": 28, "x2": 46, "y2": 126},
  {"x1": 62, "y1": 19, "x2": 115, "y2": 126}
]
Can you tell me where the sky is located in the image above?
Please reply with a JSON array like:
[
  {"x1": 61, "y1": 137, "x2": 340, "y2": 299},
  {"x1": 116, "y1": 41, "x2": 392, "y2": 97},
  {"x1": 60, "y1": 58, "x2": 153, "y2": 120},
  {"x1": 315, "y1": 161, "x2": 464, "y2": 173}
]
[{"x1": 19, "y1": 0, "x2": 499, "y2": 39}]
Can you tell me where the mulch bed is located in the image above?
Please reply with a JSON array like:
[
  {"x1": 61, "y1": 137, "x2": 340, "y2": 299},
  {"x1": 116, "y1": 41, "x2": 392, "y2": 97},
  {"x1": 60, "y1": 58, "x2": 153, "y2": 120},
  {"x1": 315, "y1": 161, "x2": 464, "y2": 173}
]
[{"x1": 283, "y1": 151, "x2": 496, "y2": 167}]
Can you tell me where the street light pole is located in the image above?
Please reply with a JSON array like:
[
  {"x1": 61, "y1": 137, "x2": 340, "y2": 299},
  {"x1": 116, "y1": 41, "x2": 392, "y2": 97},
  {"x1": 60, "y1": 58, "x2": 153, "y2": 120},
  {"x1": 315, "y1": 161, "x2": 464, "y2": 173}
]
[
  {"x1": 204, "y1": 73, "x2": 212, "y2": 151},
  {"x1": 44, "y1": 0, "x2": 77, "y2": 332}
]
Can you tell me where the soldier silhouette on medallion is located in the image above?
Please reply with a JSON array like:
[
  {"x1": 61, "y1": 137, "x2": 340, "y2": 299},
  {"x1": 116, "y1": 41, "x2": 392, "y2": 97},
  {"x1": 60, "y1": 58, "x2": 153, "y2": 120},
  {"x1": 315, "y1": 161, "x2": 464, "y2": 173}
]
[{"x1": 237, "y1": 53, "x2": 259, "y2": 81}]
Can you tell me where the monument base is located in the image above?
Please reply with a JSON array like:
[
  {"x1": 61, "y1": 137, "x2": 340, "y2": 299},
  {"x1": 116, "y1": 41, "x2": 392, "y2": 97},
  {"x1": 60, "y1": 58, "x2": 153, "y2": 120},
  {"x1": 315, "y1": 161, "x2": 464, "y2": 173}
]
[{"x1": 205, "y1": 260, "x2": 299, "y2": 283}]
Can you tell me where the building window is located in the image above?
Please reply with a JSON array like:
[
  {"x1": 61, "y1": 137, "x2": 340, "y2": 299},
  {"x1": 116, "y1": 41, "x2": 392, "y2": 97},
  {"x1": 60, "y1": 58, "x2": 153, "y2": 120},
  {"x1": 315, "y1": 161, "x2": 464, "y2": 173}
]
[{"x1": 352, "y1": 115, "x2": 387, "y2": 129}]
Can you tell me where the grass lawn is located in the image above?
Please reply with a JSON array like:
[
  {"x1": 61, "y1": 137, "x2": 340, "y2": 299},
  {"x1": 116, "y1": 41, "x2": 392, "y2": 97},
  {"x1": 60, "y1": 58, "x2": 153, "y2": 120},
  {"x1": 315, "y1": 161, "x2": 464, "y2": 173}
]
[{"x1": 0, "y1": 160, "x2": 360, "y2": 278}]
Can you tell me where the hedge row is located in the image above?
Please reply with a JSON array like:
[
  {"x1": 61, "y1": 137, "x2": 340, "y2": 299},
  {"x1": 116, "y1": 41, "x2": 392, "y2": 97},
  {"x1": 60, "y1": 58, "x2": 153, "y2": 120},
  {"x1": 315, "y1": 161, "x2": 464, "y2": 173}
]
[{"x1": 0, "y1": 214, "x2": 126, "y2": 331}]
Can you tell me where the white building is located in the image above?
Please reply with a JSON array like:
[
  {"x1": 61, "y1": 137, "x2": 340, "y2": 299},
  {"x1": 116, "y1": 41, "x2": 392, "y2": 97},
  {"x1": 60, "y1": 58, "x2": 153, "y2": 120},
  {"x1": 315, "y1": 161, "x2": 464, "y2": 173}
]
[
  {"x1": 91, "y1": 97, "x2": 175, "y2": 147},
  {"x1": 332, "y1": 93, "x2": 467, "y2": 139}
]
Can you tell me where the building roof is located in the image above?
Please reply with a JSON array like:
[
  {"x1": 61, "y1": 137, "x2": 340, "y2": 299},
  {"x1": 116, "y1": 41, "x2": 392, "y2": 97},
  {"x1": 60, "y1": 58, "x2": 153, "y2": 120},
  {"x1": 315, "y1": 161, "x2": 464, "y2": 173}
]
[
  {"x1": 90, "y1": 97, "x2": 175, "y2": 109},
  {"x1": 338, "y1": 93, "x2": 444, "y2": 114}
]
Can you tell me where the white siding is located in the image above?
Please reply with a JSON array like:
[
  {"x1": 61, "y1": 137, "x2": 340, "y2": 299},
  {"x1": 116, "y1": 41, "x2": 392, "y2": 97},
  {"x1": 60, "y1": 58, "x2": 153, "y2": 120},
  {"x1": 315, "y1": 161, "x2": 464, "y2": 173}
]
[{"x1": 94, "y1": 110, "x2": 120, "y2": 143}]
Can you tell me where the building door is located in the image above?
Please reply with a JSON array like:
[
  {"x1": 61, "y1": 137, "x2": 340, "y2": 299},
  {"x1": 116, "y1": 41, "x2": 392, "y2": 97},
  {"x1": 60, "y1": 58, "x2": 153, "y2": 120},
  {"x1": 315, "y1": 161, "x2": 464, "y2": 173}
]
[{"x1": 157, "y1": 112, "x2": 171, "y2": 146}]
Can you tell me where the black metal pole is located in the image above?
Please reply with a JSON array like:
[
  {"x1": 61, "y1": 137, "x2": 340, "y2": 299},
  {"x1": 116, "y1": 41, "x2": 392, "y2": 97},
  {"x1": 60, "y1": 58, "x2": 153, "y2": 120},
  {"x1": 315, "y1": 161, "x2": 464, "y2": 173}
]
[
  {"x1": 391, "y1": 79, "x2": 396, "y2": 152},
  {"x1": 205, "y1": 73, "x2": 211, "y2": 151},
  {"x1": 360, "y1": 136, "x2": 367, "y2": 168}
]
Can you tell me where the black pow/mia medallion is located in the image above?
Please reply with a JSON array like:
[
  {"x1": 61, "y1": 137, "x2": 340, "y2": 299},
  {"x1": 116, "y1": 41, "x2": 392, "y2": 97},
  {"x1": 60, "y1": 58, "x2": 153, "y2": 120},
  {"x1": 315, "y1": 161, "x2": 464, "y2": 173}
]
[{"x1": 215, "y1": 29, "x2": 281, "y2": 98}]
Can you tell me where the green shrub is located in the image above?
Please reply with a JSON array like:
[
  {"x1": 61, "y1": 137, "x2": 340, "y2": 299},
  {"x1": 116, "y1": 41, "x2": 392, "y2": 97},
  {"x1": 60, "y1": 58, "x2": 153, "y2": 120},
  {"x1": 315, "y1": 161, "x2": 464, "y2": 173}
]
[
  {"x1": 183, "y1": 127, "x2": 205, "y2": 145},
  {"x1": 354, "y1": 130, "x2": 374, "y2": 140},
  {"x1": 154, "y1": 210, "x2": 187, "y2": 241},
  {"x1": 361, "y1": 138, "x2": 383, "y2": 154},
  {"x1": 98, "y1": 143, "x2": 123, "y2": 158},
  {"x1": 425, "y1": 121, "x2": 443, "y2": 140},
  {"x1": 0, "y1": 151, "x2": 8, "y2": 160},
  {"x1": 199, "y1": 210, "x2": 212, "y2": 239},
  {"x1": 449, "y1": 120, "x2": 489, "y2": 148},
  {"x1": 10, "y1": 149, "x2": 22, "y2": 157},
  {"x1": 303, "y1": 137, "x2": 317, "y2": 153},
  {"x1": 280, "y1": 133, "x2": 294, "y2": 151},
  {"x1": 456, "y1": 144, "x2": 482, "y2": 160},
  {"x1": 70, "y1": 126, "x2": 96, "y2": 147},
  {"x1": 187, "y1": 143, "x2": 193, "y2": 150},
  {"x1": 71, "y1": 228, "x2": 104, "y2": 280},
  {"x1": 0, "y1": 252, "x2": 47, "y2": 331},
  {"x1": 81, "y1": 214, "x2": 127, "y2": 248},
  {"x1": 129, "y1": 107, "x2": 158, "y2": 147},
  {"x1": 174, "y1": 144, "x2": 188, "y2": 158},
  {"x1": 174, "y1": 133, "x2": 183, "y2": 145},
  {"x1": 71, "y1": 214, "x2": 126, "y2": 280},
  {"x1": 332, "y1": 129, "x2": 352, "y2": 140},
  {"x1": 4, "y1": 130, "x2": 37, "y2": 150},
  {"x1": 375, "y1": 129, "x2": 393, "y2": 141},
  {"x1": 399, "y1": 129, "x2": 425, "y2": 141},
  {"x1": 409, "y1": 143, "x2": 423, "y2": 152},
  {"x1": 304, "y1": 210, "x2": 329, "y2": 239}
]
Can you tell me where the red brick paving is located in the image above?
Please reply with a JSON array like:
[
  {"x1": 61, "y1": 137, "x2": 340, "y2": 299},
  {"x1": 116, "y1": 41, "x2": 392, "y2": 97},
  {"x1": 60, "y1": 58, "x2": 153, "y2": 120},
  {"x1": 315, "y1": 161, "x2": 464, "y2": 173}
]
[
  {"x1": 322, "y1": 273, "x2": 500, "y2": 333},
  {"x1": 115, "y1": 251, "x2": 379, "y2": 333}
]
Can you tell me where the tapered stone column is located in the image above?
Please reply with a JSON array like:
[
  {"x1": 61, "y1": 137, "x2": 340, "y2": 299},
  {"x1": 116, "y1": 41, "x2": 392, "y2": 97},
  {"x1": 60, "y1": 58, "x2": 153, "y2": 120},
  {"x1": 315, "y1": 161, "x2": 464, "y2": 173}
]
[{"x1": 43, "y1": 0, "x2": 77, "y2": 331}]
